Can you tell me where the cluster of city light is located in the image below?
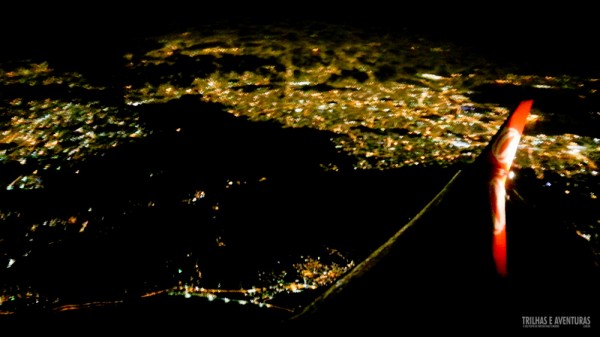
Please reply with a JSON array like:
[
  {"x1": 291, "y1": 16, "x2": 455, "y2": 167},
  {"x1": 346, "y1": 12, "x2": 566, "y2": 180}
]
[
  {"x1": 0, "y1": 61, "x2": 94, "y2": 88},
  {"x1": 0, "y1": 285, "x2": 50, "y2": 315},
  {"x1": 519, "y1": 133, "x2": 599, "y2": 179},
  {"x1": 122, "y1": 24, "x2": 600, "y2": 175},
  {"x1": 1, "y1": 98, "x2": 145, "y2": 172},
  {"x1": 0, "y1": 247, "x2": 353, "y2": 315},
  {"x1": 151, "y1": 252, "x2": 351, "y2": 313},
  {"x1": 0, "y1": 62, "x2": 146, "y2": 188}
]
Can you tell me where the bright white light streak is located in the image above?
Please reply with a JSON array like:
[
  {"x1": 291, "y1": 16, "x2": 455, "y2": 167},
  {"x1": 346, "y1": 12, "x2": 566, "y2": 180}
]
[{"x1": 420, "y1": 73, "x2": 443, "y2": 81}]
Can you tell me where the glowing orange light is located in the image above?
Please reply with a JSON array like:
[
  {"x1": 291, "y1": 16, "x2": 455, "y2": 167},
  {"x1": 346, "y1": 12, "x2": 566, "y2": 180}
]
[{"x1": 489, "y1": 99, "x2": 533, "y2": 277}]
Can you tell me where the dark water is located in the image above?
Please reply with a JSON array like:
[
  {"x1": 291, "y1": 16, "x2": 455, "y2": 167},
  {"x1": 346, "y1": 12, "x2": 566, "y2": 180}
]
[{"x1": 1, "y1": 6, "x2": 599, "y2": 331}]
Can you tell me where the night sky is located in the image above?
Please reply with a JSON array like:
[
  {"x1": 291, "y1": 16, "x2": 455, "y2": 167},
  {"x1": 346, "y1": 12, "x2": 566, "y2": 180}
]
[{"x1": 2, "y1": 2, "x2": 597, "y2": 77}]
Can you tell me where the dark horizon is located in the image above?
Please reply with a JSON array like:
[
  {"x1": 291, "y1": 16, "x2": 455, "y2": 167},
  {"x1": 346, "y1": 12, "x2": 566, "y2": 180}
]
[
  {"x1": 2, "y1": 2, "x2": 597, "y2": 42},
  {"x1": 2, "y1": 3, "x2": 597, "y2": 77}
]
